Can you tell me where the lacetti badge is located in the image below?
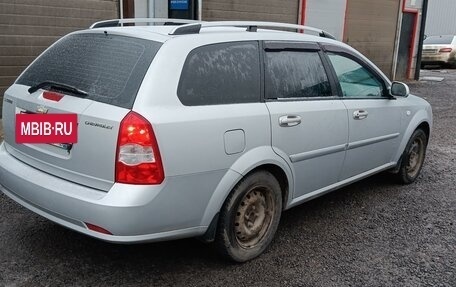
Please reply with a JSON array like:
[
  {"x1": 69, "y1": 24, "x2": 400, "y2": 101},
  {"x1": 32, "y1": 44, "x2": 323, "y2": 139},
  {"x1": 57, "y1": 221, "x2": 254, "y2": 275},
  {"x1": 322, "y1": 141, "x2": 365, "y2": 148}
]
[{"x1": 15, "y1": 114, "x2": 78, "y2": 144}]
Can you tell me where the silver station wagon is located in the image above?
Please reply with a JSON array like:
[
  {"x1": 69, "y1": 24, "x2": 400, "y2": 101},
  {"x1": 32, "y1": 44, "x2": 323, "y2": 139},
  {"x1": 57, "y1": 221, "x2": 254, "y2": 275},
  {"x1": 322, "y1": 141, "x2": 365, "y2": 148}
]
[{"x1": 0, "y1": 19, "x2": 432, "y2": 262}]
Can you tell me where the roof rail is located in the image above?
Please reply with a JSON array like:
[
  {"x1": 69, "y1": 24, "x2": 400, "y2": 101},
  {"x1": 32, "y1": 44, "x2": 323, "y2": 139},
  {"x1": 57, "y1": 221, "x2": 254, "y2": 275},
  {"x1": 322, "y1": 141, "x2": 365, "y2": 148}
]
[
  {"x1": 90, "y1": 18, "x2": 200, "y2": 29},
  {"x1": 169, "y1": 21, "x2": 336, "y2": 40}
]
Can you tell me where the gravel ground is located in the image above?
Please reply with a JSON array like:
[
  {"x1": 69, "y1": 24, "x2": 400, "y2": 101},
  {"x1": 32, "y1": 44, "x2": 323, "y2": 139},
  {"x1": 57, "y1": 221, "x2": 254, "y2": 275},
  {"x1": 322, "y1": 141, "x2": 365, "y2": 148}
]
[{"x1": 0, "y1": 70, "x2": 455, "y2": 286}]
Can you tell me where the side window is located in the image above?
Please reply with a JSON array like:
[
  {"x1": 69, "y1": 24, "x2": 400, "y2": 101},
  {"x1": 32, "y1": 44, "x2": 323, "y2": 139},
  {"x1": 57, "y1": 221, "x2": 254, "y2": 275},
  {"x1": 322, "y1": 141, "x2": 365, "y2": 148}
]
[
  {"x1": 178, "y1": 41, "x2": 260, "y2": 106},
  {"x1": 265, "y1": 50, "x2": 332, "y2": 99},
  {"x1": 328, "y1": 54, "x2": 384, "y2": 98}
]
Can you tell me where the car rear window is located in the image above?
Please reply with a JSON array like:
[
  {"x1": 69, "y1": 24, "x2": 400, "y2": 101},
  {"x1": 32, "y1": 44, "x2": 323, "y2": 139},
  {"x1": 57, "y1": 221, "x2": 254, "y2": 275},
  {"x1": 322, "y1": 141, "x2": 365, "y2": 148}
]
[
  {"x1": 424, "y1": 35, "x2": 454, "y2": 45},
  {"x1": 16, "y1": 33, "x2": 161, "y2": 109}
]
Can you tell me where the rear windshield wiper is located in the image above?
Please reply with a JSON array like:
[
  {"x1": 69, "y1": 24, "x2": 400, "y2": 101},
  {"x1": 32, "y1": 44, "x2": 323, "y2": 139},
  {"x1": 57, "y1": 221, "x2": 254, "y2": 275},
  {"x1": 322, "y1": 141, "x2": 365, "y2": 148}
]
[{"x1": 28, "y1": 81, "x2": 88, "y2": 97}]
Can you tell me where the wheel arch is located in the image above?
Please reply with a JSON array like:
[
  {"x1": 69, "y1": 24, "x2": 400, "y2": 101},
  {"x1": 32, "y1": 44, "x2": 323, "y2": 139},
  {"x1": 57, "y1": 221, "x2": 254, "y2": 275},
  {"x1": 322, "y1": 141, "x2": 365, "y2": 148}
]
[
  {"x1": 243, "y1": 164, "x2": 290, "y2": 209},
  {"x1": 199, "y1": 146, "x2": 294, "y2": 233},
  {"x1": 394, "y1": 109, "x2": 432, "y2": 163},
  {"x1": 416, "y1": 121, "x2": 430, "y2": 140}
]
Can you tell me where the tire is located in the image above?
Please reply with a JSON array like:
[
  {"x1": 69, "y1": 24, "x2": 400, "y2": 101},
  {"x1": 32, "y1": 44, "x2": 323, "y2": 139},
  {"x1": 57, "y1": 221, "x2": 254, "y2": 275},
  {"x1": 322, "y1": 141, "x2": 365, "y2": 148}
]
[
  {"x1": 215, "y1": 170, "x2": 282, "y2": 262},
  {"x1": 396, "y1": 129, "x2": 428, "y2": 184}
]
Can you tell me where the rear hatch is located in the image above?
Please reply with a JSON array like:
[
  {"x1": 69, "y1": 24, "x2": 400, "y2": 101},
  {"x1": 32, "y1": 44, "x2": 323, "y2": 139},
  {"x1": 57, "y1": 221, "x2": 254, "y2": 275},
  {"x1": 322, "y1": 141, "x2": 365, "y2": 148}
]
[
  {"x1": 423, "y1": 35, "x2": 454, "y2": 56},
  {"x1": 1, "y1": 32, "x2": 162, "y2": 191}
]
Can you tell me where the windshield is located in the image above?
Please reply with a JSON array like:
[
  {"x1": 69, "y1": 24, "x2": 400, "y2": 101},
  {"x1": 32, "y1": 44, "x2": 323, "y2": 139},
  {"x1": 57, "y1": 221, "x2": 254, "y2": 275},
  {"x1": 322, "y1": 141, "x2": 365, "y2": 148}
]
[
  {"x1": 424, "y1": 35, "x2": 454, "y2": 45},
  {"x1": 16, "y1": 33, "x2": 162, "y2": 109}
]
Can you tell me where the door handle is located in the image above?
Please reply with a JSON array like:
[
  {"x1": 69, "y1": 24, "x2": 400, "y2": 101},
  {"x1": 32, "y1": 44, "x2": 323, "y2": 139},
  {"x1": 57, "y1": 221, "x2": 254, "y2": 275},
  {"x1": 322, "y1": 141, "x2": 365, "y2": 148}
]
[
  {"x1": 353, "y1": 110, "x2": 368, "y2": 120},
  {"x1": 279, "y1": 115, "x2": 302, "y2": 127}
]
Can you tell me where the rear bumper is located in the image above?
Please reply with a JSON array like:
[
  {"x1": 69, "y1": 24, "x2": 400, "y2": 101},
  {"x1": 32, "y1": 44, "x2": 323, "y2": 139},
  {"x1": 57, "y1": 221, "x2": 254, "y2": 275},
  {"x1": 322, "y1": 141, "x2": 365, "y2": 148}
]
[
  {"x1": 0, "y1": 142, "x2": 227, "y2": 243},
  {"x1": 1, "y1": 186, "x2": 205, "y2": 243},
  {"x1": 421, "y1": 54, "x2": 455, "y2": 65}
]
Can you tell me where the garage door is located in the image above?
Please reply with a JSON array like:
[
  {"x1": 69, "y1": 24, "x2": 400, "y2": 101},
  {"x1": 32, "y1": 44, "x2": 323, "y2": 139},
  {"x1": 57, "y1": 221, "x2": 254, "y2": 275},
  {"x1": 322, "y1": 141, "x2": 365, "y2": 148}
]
[
  {"x1": 344, "y1": 0, "x2": 400, "y2": 78},
  {"x1": 203, "y1": 0, "x2": 299, "y2": 24},
  {"x1": 0, "y1": 0, "x2": 118, "y2": 116}
]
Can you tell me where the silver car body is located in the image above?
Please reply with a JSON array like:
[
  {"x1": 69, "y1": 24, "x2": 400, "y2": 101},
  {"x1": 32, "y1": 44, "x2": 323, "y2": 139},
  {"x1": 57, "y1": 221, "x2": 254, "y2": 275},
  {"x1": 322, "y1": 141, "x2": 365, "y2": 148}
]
[{"x1": 0, "y1": 22, "x2": 432, "y2": 243}]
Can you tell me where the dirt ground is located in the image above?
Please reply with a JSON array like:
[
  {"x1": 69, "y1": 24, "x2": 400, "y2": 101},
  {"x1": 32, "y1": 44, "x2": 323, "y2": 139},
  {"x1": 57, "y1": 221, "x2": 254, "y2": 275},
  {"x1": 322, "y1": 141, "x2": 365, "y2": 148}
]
[{"x1": 0, "y1": 69, "x2": 455, "y2": 286}]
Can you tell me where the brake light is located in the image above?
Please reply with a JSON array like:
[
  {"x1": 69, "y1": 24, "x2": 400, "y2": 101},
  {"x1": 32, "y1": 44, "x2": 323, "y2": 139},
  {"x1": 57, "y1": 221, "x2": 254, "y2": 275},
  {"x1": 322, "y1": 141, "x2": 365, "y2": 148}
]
[
  {"x1": 439, "y1": 48, "x2": 452, "y2": 53},
  {"x1": 42, "y1": 91, "x2": 64, "y2": 102},
  {"x1": 115, "y1": 111, "x2": 164, "y2": 184}
]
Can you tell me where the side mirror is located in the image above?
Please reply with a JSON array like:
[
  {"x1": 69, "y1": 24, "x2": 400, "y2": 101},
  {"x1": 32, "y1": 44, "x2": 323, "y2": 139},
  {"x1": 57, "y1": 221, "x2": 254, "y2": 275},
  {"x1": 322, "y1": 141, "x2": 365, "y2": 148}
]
[{"x1": 390, "y1": 81, "x2": 410, "y2": 97}]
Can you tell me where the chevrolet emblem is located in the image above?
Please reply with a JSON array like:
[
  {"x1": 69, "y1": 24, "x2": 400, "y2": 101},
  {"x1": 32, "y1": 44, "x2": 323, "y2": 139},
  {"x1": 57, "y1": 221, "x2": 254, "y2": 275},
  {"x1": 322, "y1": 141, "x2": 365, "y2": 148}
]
[{"x1": 36, "y1": 106, "x2": 49, "y2": 114}]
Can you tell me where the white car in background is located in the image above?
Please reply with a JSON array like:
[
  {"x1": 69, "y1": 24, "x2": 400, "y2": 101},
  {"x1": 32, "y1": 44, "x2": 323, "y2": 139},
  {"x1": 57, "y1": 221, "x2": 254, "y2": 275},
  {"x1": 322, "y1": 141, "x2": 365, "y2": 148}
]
[{"x1": 422, "y1": 35, "x2": 456, "y2": 68}]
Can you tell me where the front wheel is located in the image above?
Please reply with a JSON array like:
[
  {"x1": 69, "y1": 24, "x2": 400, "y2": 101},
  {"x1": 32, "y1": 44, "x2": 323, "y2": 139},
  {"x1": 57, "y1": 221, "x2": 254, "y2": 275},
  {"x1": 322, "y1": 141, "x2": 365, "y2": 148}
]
[
  {"x1": 215, "y1": 170, "x2": 282, "y2": 262},
  {"x1": 396, "y1": 128, "x2": 428, "y2": 184}
]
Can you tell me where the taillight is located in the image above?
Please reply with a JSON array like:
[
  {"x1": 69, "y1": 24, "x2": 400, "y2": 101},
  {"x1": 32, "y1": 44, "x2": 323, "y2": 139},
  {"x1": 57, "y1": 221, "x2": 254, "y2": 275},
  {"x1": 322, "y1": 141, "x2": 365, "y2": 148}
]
[
  {"x1": 439, "y1": 48, "x2": 452, "y2": 53},
  {"x1": 115, "y1": 111, "x2": 164, "y2": 184}
]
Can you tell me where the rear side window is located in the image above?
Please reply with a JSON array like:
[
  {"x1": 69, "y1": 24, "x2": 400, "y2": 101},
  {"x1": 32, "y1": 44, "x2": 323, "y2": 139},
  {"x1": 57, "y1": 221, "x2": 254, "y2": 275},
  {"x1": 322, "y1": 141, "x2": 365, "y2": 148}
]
[
  {"x1": 265, "y1": 51, "x2": 332, "y2": 99},
  {"x1": 178, "y1": 41, "x2": 261, "y2": 106},
  {"x1": 17, "y1": 33, "x2": 161, "y2": 109}
]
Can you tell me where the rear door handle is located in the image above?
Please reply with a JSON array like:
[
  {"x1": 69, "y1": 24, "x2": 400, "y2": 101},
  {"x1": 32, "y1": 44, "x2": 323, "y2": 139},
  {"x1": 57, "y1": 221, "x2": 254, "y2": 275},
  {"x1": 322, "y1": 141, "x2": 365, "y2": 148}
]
[
  {"x1": 353, "y1": 110, "x2": 368, "y2": 120},
  {"x1": 279, "y1": 115, "x2": 302, "y2": 127}
]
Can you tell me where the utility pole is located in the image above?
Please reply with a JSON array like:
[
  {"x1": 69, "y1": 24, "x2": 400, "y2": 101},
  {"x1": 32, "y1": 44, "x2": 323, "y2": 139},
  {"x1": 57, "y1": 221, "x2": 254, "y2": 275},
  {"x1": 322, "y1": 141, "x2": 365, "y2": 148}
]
[{"x1": 415, "y1": 0, "x2": 429, "y2": 80}]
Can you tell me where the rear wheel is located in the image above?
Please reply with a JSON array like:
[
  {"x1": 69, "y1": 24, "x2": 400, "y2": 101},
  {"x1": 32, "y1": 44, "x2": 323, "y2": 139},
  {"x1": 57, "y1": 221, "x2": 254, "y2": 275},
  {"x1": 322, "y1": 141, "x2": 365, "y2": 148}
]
[
  {"x1": 396, "y1": 129, "x2": 428, "y2": 184},
  {"x1": 215, "y1": 170, "x2": 282, "y2": 262}
]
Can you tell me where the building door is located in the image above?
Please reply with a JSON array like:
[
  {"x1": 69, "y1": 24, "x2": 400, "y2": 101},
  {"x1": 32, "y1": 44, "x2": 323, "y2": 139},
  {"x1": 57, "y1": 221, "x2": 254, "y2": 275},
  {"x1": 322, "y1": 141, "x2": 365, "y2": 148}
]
[
  {"x1": 343, "y1": 0, "x2": 401, "y2": 78},
  {"x1": 202, "y1": 0, "x2": 298, "y2": 23}
]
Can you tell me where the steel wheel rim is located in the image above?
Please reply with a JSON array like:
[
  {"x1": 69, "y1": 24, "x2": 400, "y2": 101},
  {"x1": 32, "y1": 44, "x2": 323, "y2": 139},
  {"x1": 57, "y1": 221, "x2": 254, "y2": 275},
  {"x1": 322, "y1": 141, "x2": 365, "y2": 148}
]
[
  {"x1": 406, "y1": 137, "x2": 425, "y2": 178},
  {"x1": 234, "y1": 186, "x2": 275, "y2": 249}
]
